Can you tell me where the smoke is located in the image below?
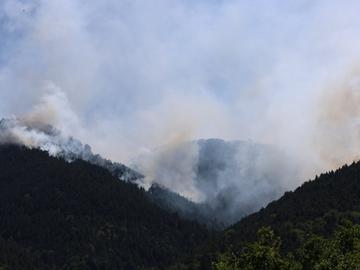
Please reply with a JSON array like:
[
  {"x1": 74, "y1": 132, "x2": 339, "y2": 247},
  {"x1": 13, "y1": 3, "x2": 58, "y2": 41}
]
[
  {"x1": 312, "y1": 69, "x2": 360, "y2": 170},
  {"x1": 2, "y1": 0, "x2": 360, "y2": 220},
  {"x1": 134, "y1": 139, "x2": 299, "y2": 224},
  {"x1": 134, "y1": 141, "x2": 203, "y2": 201},
  {"x1": 24, "y1": 82, "x2": 82, "y2": 137},
  {"x1": 0, "y1": 81, "x2": 80, "y2": 152},
  {"x1": 0, "y1": 115, "x2": 141, "y2": 181},
  {"x1": 0, "y1": 84, "x2": 140, "y2": 181}
]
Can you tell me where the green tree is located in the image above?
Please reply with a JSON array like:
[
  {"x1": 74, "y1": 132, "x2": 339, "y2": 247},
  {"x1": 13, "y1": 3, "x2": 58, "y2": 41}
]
[
  {"x1": 212, "y1": 252, "x2": 240, "y2": 270},
  {"x1": 298, "y1": 224, "x2": 360, "y2": 270},
  {"x1": 213, "y1": 227, "x2": 299, "y2": 270}
]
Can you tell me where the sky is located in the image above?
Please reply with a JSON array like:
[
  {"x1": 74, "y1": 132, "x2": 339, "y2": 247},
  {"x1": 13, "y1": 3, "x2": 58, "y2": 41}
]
[{"x1": 1, "y1": 0, "x2": 360, "y2": 181}]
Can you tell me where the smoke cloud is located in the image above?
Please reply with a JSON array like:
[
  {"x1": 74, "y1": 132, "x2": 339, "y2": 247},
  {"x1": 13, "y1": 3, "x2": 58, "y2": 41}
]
[{"x1": 1, "y1": 0, "x2": 360, "y2": 217}]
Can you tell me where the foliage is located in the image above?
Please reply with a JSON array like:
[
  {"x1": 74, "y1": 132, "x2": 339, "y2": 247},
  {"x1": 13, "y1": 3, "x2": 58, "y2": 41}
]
[
  {"x1": 4, "y1": 143, "x2": 360, "y2": 269},
  {"x1": 0, "y1": 145, "x2": 209, "y2": 270},
  {"x1": 213, "y1": 224, "x2": 360, "y2": 270},
  {"x1": 148, "y1": 183, "x2": 225, "y2": 230},
  {"x1": 213, "y1": 227, "x2": 299, "y2": 270},
  {"x1": 174, "y1": 159, "x2": 360, "y2": 269}
]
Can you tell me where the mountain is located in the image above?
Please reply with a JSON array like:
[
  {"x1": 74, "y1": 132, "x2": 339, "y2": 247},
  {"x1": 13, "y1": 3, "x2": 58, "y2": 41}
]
[
  {"x1": 136, "y1": 138, "x2": 300, "y2": 227},
  {"x1": 196, "y1": 138, "x2": 296, "y2": 225},
  {"x1": 5, "y1": 121, "x2": 360, "y2": 269},
  {"x1": 171, "y1": 160, "x2": 360, "y2": 269},
  {"x1": 0, "y1": 144, "x2": 209, "y2": 270},
  {"x1": 1, "y1": 118, "x2": 301, "y2": 228},
  {"x1": 223, "y1": 161, "x2": 360, "y2": 251},
  {"x1": 147, "y1": 183, "x2": 225, "y2": 229}
]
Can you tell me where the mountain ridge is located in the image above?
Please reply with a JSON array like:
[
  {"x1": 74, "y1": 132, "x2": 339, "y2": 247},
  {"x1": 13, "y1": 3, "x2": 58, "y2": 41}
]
[
  {"x1": 0, "y1": 144, "x2": 209, "y2": 270},
  {"x1": 136, "y1": 138, "x2": 300, "y2": 226},
  {"x1": 171, "y1": 159, "x2": 360, "y2": 269}
]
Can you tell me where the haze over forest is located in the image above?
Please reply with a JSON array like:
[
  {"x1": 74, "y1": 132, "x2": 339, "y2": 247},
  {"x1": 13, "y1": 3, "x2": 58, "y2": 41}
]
[
  {"x1": 2, "y1": 1, "x2": 360, "y2": 215},
  {"x1": 3, "y1": 1, "x2": 360, "y2": 269}
]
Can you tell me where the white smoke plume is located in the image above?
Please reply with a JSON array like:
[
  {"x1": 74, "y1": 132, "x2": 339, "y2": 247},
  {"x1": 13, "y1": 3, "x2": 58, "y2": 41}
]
[
  {"x1": 2, "y1": 0, "x2": 360, "y2": 222},
  {"x1": 134, "y1": 141, "x2": 203, "y2": 201},
  {"x1": 0, "y1": 81, "x2": 79, "y2": 153},
  {"x1": 0, "y1": 116, "x2": 141, "y2": 182},
  {"x1": 0, "y1": 83, "x2": 141, "y2": 181}
]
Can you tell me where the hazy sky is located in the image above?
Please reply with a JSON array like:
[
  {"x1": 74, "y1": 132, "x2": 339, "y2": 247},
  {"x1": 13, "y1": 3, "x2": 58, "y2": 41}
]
[{"x1": 1, "y1": 0, "x2": 360, "y2": 178}]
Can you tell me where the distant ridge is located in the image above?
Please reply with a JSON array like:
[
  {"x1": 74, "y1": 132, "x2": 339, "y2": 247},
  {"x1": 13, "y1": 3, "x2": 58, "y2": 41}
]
[{"x1": 138, "y1": 138, "x2": 299, "y2": 227}]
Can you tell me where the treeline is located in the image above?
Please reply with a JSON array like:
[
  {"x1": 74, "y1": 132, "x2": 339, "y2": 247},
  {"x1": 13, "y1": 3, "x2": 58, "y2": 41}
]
[
  {"x1": 213, "y1": 221, "x2": 360, "y2": 270},
  {"x1": 162, "y1": 161, "x2": 360, "y2": 269},
  {"x1": 162, "y1": 211, "x2": 360, "y2": 270},
  {"x1": 3, "y1": 144, "x2": 360, "y2": 269},
  {"x1": 0, "y1": 145, "x2": 209, "y2": 270}
]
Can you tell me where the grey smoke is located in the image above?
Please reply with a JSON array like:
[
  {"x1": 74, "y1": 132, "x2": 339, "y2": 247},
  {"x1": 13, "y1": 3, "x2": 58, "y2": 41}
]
[
  {"x1": 1, "y1": 0, "x2": 360, "y2": 173},
  {"x1": 134, "y1": 138, "x2": 300, "y2": 225},
  {"x1": 0, "y1": 116, "x2": 299, "y2": 224},
  {"x1": 1, "y1": 1, "x2": 360, "y2": 224}
]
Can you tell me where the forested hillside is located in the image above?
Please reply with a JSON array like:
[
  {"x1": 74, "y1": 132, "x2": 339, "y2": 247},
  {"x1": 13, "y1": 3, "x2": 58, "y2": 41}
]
[
  {"x1": 136, "y1": 138, "x2": 298, "y2": 227},
  {"x1": 147, "y1": 183, "x2": 225, "y2": 230},
  {"x1": 225, "y1": 162, "x2": 360, "y2": 251},
  {"x1": 3, "y1": 144, "x2": 360, "y2": 269},
  {"x1": 171, "y1": 161, "x2": 360, "y2": 269},
  {"x1": 0, "y1": 145, "x2": 209, "y2": 270}
]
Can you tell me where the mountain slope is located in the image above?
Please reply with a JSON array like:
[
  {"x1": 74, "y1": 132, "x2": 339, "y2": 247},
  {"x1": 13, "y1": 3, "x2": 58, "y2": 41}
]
[
  {"x1": 168, "y1": 162, "x2": 360, "y2": 270},
  {"x1": 148, "y1": 183, "x2": 225, "y2": 229},
  {"x1": 0, "y1": 118, "x2": 143, "y2": 182},
  {"x1": 136, "y1": 138, "x2": 300, "y2": 227},
  {"x1": 0, "y1": 144, "x2": 209, "y2": 270},
  {"x1": 224, "y1": 162, "x2": 360, "y2": 251}
]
